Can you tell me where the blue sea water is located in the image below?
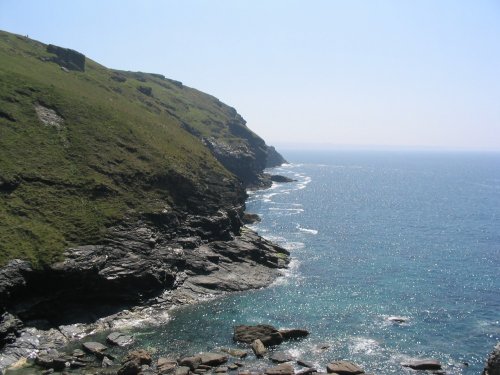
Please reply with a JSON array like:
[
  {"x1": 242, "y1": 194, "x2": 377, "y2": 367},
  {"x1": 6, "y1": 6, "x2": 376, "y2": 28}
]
[{"x1": 134, "y1": 150, "x2": 500, "y2": 374}]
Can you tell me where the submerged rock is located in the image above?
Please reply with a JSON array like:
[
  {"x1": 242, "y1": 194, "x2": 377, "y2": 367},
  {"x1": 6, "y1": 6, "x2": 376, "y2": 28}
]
[
  {"x1": 107, "y1": 332, "x2": 134, "y2": 347},
  {"x1": 270, "y1": 353, "x2": 293, "y2": 363},
  {"x1": 279, "y1": 329, "x2": 309, "y2": 340},
  {"x1": 82, "y1": 342, "x2": 108, "y2": 358},
  {"x1": 401, "y1": 359, "x2": 442, "y2": 370}
]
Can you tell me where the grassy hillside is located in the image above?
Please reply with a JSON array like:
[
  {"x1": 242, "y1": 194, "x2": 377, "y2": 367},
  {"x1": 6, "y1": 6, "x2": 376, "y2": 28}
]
[{"x1": 0, "y1": 31, "x2": 259, "y2": 267}]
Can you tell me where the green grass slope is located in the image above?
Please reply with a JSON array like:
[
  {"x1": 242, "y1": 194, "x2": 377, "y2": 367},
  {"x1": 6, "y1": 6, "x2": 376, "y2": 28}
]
[{"x1": 0, "y1": 30, "x2": 256, "y2": 267}]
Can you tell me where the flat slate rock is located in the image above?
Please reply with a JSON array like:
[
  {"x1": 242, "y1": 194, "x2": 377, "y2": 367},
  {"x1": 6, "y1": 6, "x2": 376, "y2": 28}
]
[
  {"x1": 221, "y1": 348, "x2": 248, "y2": 358},
  {"x1": 199, "y1": 352, "x2": 229, "y2": 366},
  {"x1": 326, "y1": 361, "x2": 364, "y2": 374},
  {"x1": 82, "y1": 342, "x2": 108, "y2": 357},
  {"x1": 265, "y1": 363, "x2": 294, "y2": 375},
  {"x1": 297, "y1": 360, "x2": 314, "y2": 368},
  {"x1": 270, "y1": 353, "x2": 294, "y2": 363},
  {"x1": 107, "y1": 332, "x2": 134, "y2": 347},
  {"x1": 401, "y1": 359, "x2": 442, "y2": 370}
]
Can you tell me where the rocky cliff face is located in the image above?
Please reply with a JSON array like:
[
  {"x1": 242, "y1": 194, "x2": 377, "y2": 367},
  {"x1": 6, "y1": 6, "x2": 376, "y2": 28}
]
[
  {"x1": 0, "y1": 30, "x2": 289, "y2": 369},
  {"x1": 483, "y1": 343, "x2": 500, "y2": 375}
]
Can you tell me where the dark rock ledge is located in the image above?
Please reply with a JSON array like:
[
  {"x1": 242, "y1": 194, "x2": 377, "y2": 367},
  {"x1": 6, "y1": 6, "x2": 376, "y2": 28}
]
[{"x1": 0, "y1": 213, "x2": 289, "y2": 372}]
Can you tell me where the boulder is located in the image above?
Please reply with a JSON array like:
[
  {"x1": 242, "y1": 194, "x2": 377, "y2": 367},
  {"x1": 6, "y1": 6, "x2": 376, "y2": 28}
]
[
  {"x1": 82, "y1": 342, "x2": 108, "y2": 358},
  {"x1": 179, "y1": 356, "x2": 202, "y2": 370},
  {"x1": 483, "y1": 343, "x2": 500, "y2": 375},
  {"x1": 234, "y1": 324, "x2": 280, "y2": 344},
  {"x1": 265, "y1": 363, "x2": 294, "y2": 375},
  {"x1": 199, "y1": 352, "x2": 229, "y2": 366},
  {"x1": 102, "y1": 356, "x2": 114, "y2": 367},
  {"x1": 215, "y1": 366, "x2": 229, "y2": 373},
  {"x1": 279, "y1": 329, "x2": 309, "y2": 340},
  {"x1": 401, "y1": 359, "x2": 442, "y2": 370},
  {"x1": 326, "y1": 361, "x2": 364, "y2": 374},
  {"x1": 107, "y1": 332, "x2": 134, "y2": 347},
  {"x1": 261, "y1": 332, "x2": 284, "y2": 346},
  {"x1": 175, "y1": 366, "x2": 191, "y2": 375},
  {"x1": 118, "y1": 349, "x2": 153, "y2": 375},
  {"x1": 252, "y1": 339, "x2": 267, "y2": 358},
  {"x1": 157, "y1": 358, "x2": 177, "y2": 374}
]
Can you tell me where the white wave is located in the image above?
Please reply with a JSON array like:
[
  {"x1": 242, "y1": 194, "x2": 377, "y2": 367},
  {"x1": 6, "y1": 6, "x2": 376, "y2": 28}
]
[
  {"x1": 297, "y1": 176, "x2": 312, "y2": 190},
  {"x1": 282, "y1": 242, "x2": 305, "y2": 250},
  {"x1": 349, "y1": 337, "x2": 380, "y2": 355},
  {"x1": 296, "y1": 224, "x2": 318, "y2": 234},
  {"x1": 272, "y1": 258, "x2": 300, "y2": 286}
]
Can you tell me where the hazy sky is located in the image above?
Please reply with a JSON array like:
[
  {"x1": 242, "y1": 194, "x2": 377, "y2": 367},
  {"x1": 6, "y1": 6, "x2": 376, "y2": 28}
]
[{"x1": 2, "y1": 0, "x2": 500, "y2": 150}]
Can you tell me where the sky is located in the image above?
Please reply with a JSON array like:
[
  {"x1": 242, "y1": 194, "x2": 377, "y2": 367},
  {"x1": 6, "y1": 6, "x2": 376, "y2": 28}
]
[{"x1": 1, "y1": 0, "x2": 500, "y2": 151}]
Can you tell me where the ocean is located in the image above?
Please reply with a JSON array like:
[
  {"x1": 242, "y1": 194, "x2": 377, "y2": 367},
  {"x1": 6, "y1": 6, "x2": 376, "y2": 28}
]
[{"x1": 132, "y1": 150, "x2": 499, "y2": 374}]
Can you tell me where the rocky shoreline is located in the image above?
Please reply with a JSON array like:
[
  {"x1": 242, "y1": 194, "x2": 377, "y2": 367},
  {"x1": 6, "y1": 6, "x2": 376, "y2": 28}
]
[
  {"x1": 3, "y1": 322, "x2": 499, "y2": 375},
  {"x1": 0, "y1": 212, "x2": 290, "y2": 372}
]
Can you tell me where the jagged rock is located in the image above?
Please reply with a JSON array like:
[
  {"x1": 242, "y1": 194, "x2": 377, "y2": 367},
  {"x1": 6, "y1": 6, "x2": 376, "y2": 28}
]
[
  {"x1": 35, "y1": 350, "x2": 72, "y2": 371},
  {"x1": 0, "y1": 312, "x2": 23, "y2": 347},
  {"x1": 279, "y1": 329, "x2": 309, "y2": 340},
  {"x1": 107, "y1": 332, "x2": 134, "y2": 347},
  {"x1": 266, "y1": 146, "x2": 287, "y2": 168},
  {"x1": 483, "y1": 343, "x2": 500, "y2": 375},
  {"x1": 82, "y1": 342, "x2": 108, "y2": 358},
  {"x1": 102, "y1": 356, "x2": 114, "y2": 367},
  {"x1": 251, "y1": 339, "x2": 267, "y2": 358},
  {"x1": 242, "y1": 213, "x2": 261, "y2": 225},
  {"x1": 326, "y1": 361, "x2": 364, "y2": 374},
  {"x1": 265, "y1": 363, "x2": 294, "y2": 375},
  {"x1": 261, "y1": 332, "x2": 285, "y2": 347},
  {"x1": 118, "y1": 349, "x2": 152, "y2": 375},
  {"x1": 157, "y1": 358, "x2": 177, "y2": 374},
  {"x1": 221, "y1": 348, "x2": 247, "y2": 358},
  {"x1": 270, "y1": 353, "x2": 293, "y2": 363},
  {"x1": 199, "y1": 352, "x2": 228, "y2": 366},
  {"x1": 401, "y1": 359, "x2": 442, "y2": 370},
  {"x1": 179, "y1": 356, "x2": 202, "y2": 370}
]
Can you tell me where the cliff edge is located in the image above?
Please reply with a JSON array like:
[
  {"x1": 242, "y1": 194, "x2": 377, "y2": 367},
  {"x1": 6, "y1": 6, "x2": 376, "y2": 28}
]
[{"x1": 0, "y1": 30, "x2": 288, "y2": 369}]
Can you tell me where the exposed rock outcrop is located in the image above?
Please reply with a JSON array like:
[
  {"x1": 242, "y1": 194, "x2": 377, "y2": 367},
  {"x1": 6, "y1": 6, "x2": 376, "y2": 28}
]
[
  {"x1": 46, "y1": 44, "x2": 85, "y2": 71},
  {"x1": 483, "y1": 343, "x2": 500, "y2": 375},
  {"x1": 266, "y1": 146, "x2": 287, "y2": 168}
]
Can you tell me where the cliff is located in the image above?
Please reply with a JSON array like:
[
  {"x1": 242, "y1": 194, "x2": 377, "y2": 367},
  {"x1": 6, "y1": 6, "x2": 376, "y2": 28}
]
[{"x1": 0, "y1": 30, "x2": 288, "y2": 368}]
